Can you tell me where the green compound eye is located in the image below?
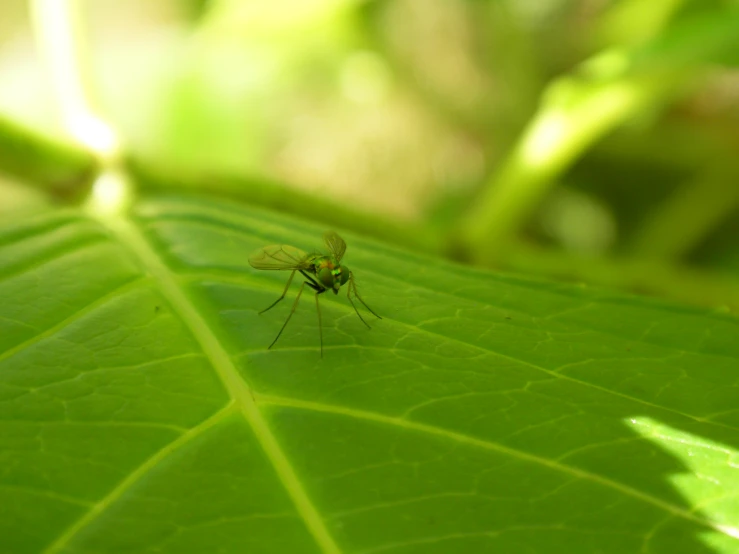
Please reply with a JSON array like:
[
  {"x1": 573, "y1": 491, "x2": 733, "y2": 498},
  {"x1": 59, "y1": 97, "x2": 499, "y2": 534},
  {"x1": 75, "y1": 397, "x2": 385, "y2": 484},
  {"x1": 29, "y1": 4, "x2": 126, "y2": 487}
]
[
  {"x1": 340, "y1": 266, "x2": 350, "y2": 286},
  {"x1": 317, "y1": 267, "x2": 334, "y2": 289}
]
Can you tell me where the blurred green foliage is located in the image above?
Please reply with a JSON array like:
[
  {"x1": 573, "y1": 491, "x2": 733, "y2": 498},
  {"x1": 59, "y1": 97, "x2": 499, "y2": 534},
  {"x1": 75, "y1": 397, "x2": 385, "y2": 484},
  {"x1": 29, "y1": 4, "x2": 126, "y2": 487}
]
[{"x1": 1, "y1": 0, "x2": 739, "y2": 309}]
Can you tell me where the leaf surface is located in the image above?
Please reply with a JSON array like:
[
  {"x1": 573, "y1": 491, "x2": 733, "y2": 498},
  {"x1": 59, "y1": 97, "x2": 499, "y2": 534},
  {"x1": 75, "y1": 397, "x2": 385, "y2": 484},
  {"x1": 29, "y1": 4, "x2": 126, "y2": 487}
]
[{"x1": 1, "y1": 196, "x2": 738, "y2": 554}]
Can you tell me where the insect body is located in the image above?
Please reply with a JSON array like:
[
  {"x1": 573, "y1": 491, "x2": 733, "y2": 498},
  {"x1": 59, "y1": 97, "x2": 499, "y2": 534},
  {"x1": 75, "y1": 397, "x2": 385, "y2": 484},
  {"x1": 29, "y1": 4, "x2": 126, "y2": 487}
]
[{"x1": 248, "y1": 231, "x2": 381, "y2": 357}]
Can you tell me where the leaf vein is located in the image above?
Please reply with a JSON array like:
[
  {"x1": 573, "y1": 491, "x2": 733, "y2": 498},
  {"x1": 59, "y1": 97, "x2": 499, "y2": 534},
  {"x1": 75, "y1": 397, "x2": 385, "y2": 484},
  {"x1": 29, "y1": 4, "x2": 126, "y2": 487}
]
[
  {"x1": 0, "y1": 276, "x2": 147, "y2": 364},
  {"x1": 258, "y1": 393, "x2": 735, "y2": 537},
  {"x1": 42, "y1": 405, "x2": 235, "y2": 554},
  {"x1": 96, "y1": 216, "x2": 343, "y2": 554}
]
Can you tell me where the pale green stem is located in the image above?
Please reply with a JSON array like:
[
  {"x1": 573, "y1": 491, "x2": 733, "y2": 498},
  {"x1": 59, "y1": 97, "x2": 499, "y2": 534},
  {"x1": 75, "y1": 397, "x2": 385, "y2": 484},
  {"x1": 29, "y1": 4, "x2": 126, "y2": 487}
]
[
  {"x1": 0, "y1": 114, "x2": 96, "y2": 198},
  {"x1": 458, "y1": 5, "x2": 739, "y2": 261},
  {"x1": 30, "y1": 0, "x2": 130, "y2": 215},
  {"x1": 458, "y1": 68, "x2": 689, "y2": 259}
]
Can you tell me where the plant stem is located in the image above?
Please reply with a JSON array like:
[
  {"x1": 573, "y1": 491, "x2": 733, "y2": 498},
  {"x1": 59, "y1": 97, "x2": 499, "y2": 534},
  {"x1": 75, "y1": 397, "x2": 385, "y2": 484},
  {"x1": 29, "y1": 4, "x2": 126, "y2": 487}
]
[
  {"x1": 458, "y1": 69, "x2": 685, "y2": 259},
  {"x1": 29, "y1": 0, "x2": 118, "y2": 158},
  {"x1": 0, "y1": 115, "x2": 96, "y2": 200},
  {"x1": 29, "y1": 0, "x2": 129, "y2": 215},
  {"x1": 458, "y1": 7, "x2": 739, "y2": 261}
]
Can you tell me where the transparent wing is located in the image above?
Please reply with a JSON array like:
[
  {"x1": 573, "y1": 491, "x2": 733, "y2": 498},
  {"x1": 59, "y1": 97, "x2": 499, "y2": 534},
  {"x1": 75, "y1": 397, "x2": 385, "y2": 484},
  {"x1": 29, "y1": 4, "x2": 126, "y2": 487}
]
[
  {"x1": 248, "y1": 244, "x2": 311, "y2": 270},
  {"x1": 323, "y1": 231, "x2": 347, "y2": 262}
]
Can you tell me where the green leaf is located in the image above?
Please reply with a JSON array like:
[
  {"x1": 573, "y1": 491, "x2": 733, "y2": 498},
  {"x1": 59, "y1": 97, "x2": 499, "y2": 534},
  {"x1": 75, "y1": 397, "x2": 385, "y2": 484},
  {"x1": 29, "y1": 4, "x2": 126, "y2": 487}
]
[{"x1": 1, "y1": 195, "x2": 738, "y2": 554}]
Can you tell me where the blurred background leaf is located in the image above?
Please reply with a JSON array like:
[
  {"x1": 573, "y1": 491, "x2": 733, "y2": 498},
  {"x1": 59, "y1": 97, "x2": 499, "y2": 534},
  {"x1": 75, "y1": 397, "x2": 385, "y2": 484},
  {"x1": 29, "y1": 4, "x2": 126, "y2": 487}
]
[{"x1": 0, "y1": 0, "x2": 738, "y2": 309}]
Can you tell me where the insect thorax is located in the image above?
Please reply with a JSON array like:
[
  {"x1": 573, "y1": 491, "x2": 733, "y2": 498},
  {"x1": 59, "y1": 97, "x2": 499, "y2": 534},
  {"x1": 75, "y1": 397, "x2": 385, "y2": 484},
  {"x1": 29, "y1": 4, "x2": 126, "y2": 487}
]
[{"x1": 311, "y1": 256, "x2": 349, "y2": 291}]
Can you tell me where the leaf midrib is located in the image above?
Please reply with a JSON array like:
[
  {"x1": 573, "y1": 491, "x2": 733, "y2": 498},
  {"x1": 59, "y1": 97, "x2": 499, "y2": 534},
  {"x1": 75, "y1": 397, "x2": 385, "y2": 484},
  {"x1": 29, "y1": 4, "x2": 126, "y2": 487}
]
[
  {"x1": 44, "y1": 214, "x2": 342, "y2": 554},
  {"x1": 42, "y1": 406, "x2": 235, "y2": 554}
]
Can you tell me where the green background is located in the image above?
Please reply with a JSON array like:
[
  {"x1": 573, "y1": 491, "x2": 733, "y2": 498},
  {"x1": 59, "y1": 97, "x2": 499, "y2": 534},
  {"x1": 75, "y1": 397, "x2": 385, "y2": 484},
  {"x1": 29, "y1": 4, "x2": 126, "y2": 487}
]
[{"x1": 1, "y1": 1, "x2": 739, "y2": 553}]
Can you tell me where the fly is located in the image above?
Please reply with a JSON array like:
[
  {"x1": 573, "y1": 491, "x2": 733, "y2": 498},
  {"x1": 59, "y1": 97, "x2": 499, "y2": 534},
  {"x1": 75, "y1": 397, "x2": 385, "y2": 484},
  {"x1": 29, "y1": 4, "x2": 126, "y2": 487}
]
[{"x1": 248, "y1": 231, "x2": 381, "y2": 356}]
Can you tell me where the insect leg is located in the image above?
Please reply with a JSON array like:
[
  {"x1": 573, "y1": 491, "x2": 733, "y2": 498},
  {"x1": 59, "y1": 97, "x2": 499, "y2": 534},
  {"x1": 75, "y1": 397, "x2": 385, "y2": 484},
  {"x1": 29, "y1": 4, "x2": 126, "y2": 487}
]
[
  {"x1": 260, "y1": 270, "x2": 296, "y2": 314},
  {"x1": 268, "y1": 280, "x2": 305, "y2": 350},
  {"x1": 314, "y1": 289, "x2": 326, "y2": 358},
  {"x1": 348, "y1": 272, "x2": 382, "y2": 322},
  {"x1": 300, "y1": 273, "x2": 327, "y2": 357},
  {"x1": 299, "y1": 269, "x2": 322, "y2": 289}
]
